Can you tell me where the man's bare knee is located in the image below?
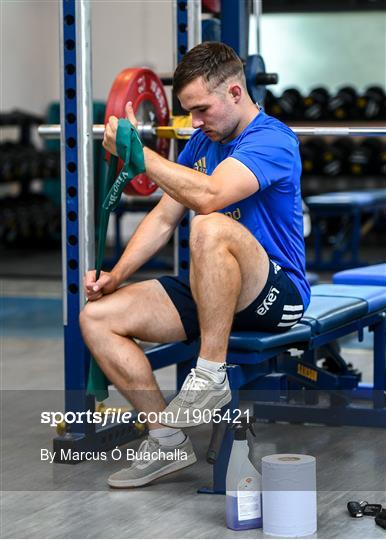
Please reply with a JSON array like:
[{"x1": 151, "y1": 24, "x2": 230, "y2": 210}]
[
  {"x1": 80, "y1": 300, "x2": 104, "y2": 325},
  {"x1": 79, "y1": 302, "x2": 104, "y2": 339},
  {"x1": 190, "y1": 213, "x2": 228, "y2": 252}
]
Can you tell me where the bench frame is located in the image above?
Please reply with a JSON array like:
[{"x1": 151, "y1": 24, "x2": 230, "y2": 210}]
[{"x1": 306, "y1": 192, "x2": 386, "y2": 270}]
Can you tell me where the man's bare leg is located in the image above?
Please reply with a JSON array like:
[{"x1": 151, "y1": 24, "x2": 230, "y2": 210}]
[
  {"x1": 189, "y1": 213, "x2": 270, "y2": 362},
  {"x1": 80, "y1": 279, "x2": 187, "y2": 428},
  {"x1": 160, "y1": 213, "x2": 271, "y2": 428}
]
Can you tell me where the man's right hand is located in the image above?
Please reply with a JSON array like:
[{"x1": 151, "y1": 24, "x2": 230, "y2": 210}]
[{"x1": 84, "y1": 270, "x2": 119, "y2": 301}]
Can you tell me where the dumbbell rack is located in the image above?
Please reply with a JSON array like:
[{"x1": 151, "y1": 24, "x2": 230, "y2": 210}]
[
  {"x1": 294, "y1": 120, "x2": 386, "y2": 270},
  {"x1": 296, "y1": 121, "x2": 386, "y2": 194},
  {"x1": 0, "y1": 112, "x2": 62, "y2": 250},
  {"x1": 0, "y1": 111, "x2": 44, "y2": 193}
]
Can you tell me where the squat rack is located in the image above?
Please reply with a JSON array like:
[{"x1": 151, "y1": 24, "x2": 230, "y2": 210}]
[
  {"x1": 56, "y1": 0, "x2": 386, "y2": 461},
  {"x1": 56, "y1": 0, "x2": 206, "y2": 459}
]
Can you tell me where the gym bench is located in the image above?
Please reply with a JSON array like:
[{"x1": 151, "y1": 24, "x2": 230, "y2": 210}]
[
  {"x1": 306, "y1": 188, "x2": 386, "y2": 271},
  {"x1": 333, "y1": 263, "x2": 386, "y2": 287},
  {"x1": 145, "y1": 281, "x2": 386, "y2": 492}
]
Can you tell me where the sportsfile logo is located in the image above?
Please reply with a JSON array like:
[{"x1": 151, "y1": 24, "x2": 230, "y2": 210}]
[
  {"x1": 194, "y1": 156, "x2": 207, "y2": 173},
  {"x1": 256, "y1": 286, "x2": 280, "y2": 316}
]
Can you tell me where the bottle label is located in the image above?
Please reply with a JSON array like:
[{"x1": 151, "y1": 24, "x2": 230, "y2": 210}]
[{"x1": 237, "y1": 477, "x2": 261, "y2": 521}]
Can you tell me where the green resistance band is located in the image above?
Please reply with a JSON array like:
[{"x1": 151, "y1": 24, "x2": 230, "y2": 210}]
[
  {"x1": 87, "y1": 119, "x2": 145, "y2": 401},
  {"x1": 96, "y1": 119, "x2": 145, "y2": 280}
]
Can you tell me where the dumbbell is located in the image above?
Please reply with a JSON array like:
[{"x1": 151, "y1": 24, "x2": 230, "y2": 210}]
[
  {"x1": 300, "y1": 139, "x2": 328, "y2": 175},
  {"x1": 27, "y1": 193, "x2": 61, "y2": 247},
  {"x1": 0, "y1": 143, "x2": 41, "y2": 182},
  {"x1": 321, "y1": 138, "x2": 354, "y2": 177},
  {"x1": 0, "y1": 196, "x2": 27, "y2": 247},
  {"x1": 348, "y1": 138, "x2": 384, "y2": 176},
  {"x1": 264, "y1": 90, "x2": 280, "y2": 117},
  {"x1": 328, "y1": 86, "x2": 359, "y2": 120},
  {"x1": 13, "y1": 146, "x2": 40, "y2": 180},
  {"x1": 303, "y1": 87, "x2": 330, "y2": 120},
  {"x1": 0, "y1": 197, "x2": 18, "y2": 245},
  {"x1": 39, "y1": 150, "x2": 60, "y2": 178},
  {"x1": 380, "y1": 143, "x2": 386, "y2": 175},
  {"x1": 357, "y1": 86, "x2": 386, "y2": 120},
  {"x1": 0, "y1": 142, "x2": 22, "y2": 182},
  {"x1": 0, "y1": 194, "x2": 61, "y2": 248},
  {"x1": 276, "y1": 88, "x2": 304, "y2": 120}
]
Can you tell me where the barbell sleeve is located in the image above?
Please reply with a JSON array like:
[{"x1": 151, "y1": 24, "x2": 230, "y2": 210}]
[
  {"x1": 256, "y1": 73, "x2": 279, "y2": 85},
  {"x1": 37, "y1": 124, "x2": 105, "y2": 139},
  {"x1": 38, "y1": 123, "x2": 386, "y2": 140}
]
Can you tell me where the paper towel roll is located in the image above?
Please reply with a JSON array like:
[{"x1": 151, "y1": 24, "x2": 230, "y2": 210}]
[{"x1": 262, "y1": 454, "x2": 317, "y2": 537}]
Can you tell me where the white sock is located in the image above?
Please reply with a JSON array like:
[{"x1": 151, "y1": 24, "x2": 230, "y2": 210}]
[
  {"x1": 149, "y1": 427, "x2": 186, "y2": 447},
  {"x1": 197, "y1": 356, "x2": 227, "y2": 383}
]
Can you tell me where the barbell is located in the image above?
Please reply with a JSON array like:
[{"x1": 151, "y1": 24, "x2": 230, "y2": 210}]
[
  {"x1": 39, "y1": 122, "x2": 386, "y2": 140},
  {"x1": 38, "y1": 66, "x2": 386, "y2": 196}
]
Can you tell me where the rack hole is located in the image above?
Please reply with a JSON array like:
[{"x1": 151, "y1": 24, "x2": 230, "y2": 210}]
[
  {"x1": 65, "y1": 64, "x2": 75, "y2": 75},
  {"x1": 65, "y1": 39, "x2": 75, "y2": 50},
  {"x1": 68, "y1": 235, "x2": 78, "y2": 246},
  {"x1": 66, "y1": 137, "x2": 76, "y2": 148},
  {"x1": 65, "y1": 14, "x2": 74, "y2": 25},
  {"x1": 66, "y1": 88, "x2": 76, "y2": 99}
]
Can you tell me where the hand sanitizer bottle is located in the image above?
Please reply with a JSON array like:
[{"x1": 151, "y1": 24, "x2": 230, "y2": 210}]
[{"x1": 226, "y1": 416, "x2": 262, "y2": 530}]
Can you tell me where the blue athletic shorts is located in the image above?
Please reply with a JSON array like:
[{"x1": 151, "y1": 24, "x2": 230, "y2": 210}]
[{"x1": 158, "y1": 259, "x2": 304, "y2": 341}]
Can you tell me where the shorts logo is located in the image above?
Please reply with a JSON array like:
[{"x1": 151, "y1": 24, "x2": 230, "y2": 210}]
[
  {"x1": 277, "y1": 304, "x2": 304, "y2": 327},
  {"x1": 256, "y1": 286, "x2": 280, "y2": 316},
  {"x1": 272, "y1": 262, "x2": 281, "y2": 274}
]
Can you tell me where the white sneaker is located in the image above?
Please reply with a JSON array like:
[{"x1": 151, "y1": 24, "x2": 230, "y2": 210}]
[
  {"x1": 160, "y1": 366, "x2": 231, "y2": 428},
  {"x1": 107, "y1": 435, "x2": 197, "y2": 488}
]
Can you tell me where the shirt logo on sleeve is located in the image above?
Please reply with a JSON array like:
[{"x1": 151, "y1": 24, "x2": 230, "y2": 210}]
[{"x1": 194, "y1": 156, "x2": 207, "y2": 174}]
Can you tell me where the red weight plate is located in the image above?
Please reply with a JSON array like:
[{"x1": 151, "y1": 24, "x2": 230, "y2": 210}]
[
  {"x1": 104, "y1": 68, "x2": 170, "y2": 196},
  {"x1": 202, "y1": 0, "x2": 220, "y2": 14}
]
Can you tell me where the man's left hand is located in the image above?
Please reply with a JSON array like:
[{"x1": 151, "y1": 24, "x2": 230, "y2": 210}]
[{"x1": 103, "y1": 101, "x2": 138, "y2": 156}]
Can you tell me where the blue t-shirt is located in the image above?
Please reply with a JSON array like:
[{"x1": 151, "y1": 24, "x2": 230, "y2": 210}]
[{"x1": 177, "y1": 110, "x2": 311, "y2": 309}]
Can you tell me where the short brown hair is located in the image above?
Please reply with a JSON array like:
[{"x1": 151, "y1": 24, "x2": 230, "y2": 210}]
[{"x1": 172, "y1": 42, "x2": 245, "y2": 95}]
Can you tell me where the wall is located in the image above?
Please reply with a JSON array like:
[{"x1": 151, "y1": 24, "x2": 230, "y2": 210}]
[
  {"x1": 1, "y1": 0, "x2": 174, "y2": 116},
  {"x1": 2, "y1": 3, "x2": 385, "y2": 112},
  {"x1": 91, "y1": 0, "x2": 174, "y2": 101},
  {"x1": 260, "y1": 11, "x2": 386, "y2": 94},
  {"x1": 1, "y1": 0, "x2": 59, "y2": 115}
]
